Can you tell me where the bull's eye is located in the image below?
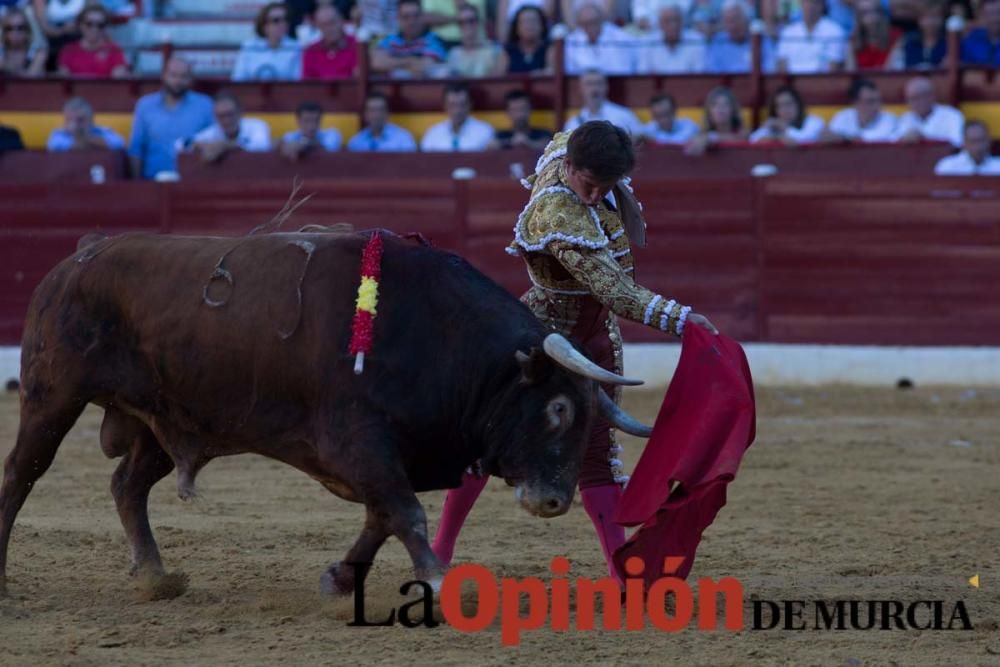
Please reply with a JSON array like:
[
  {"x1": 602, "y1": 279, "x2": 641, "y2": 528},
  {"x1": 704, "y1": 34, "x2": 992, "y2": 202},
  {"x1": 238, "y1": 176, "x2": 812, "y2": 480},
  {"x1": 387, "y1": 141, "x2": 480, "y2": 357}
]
[{"x1": 545, "y1": 395, "x2": 574, "y2": 432}]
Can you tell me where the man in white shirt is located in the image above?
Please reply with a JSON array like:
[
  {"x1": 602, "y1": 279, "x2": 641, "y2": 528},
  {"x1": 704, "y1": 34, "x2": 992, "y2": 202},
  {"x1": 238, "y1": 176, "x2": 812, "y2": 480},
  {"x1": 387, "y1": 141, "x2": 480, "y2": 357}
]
[
  {"x1": 636, "y1": 4, "x2": 706, "y2": 74},
  {"x1": 564, "y1": 69, "x2": 644, "y2": 136},
  {"x1": 564, "y1": 1, "x2": 637, "y2": 75},
  {"x1": 934, "y1": 121, "x2": 1000, "y2": 175},
  {"x1": 826, "y1": 78, "x2": 897, "y2": 143},
  {"x1": 191, "y1": 92, "x2": 271, "y2": 163},
  {"x1": 776, "y1": 0, "x2": 846, "y2": 73},
  {"x1": 641, "y1": 93, "x2": 700, "y2": 144},
  {"x1": 894, "y1": 76, "x2": 965, "y2": 148},
  {"x1": 420, "y1": 83, "x2": 495, "y2": 152},
  {"x1": 279, "y1": 101, "x2": 342, "y2": 161}
]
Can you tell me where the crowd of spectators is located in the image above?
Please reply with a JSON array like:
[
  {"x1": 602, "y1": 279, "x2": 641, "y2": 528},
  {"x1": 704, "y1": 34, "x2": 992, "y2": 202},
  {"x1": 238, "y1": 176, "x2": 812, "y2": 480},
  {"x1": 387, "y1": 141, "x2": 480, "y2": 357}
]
[
  {"x1": 2, "y1": 0, "x2": 1000, "y2": 80},
  {"x1": 1, "y1": 0, "x2": 999, "y2": 177},
  {"x1": 2, "y1": 57, "x2": 989, "y2": 178}
]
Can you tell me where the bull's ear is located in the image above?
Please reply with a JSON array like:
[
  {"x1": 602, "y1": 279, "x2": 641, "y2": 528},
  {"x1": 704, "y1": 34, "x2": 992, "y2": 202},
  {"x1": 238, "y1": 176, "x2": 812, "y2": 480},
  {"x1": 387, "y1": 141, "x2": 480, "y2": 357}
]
[{"x1": 515, "y1": 347, "x2": 551, "y2": 385}]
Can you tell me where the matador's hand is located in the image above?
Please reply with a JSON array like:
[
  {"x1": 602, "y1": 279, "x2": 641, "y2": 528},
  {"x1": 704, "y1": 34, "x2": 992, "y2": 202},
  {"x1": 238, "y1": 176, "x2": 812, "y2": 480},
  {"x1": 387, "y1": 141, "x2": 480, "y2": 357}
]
[{"x1": 687, "y1": 312, "x2": 719, "y2": 335}]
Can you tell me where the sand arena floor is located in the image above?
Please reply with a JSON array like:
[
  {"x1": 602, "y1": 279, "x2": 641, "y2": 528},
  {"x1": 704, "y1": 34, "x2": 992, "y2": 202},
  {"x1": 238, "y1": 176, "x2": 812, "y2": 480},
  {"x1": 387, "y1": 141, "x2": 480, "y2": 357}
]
[{"x1": 0, "y1": 385, "x2": 997, "y2": 666}]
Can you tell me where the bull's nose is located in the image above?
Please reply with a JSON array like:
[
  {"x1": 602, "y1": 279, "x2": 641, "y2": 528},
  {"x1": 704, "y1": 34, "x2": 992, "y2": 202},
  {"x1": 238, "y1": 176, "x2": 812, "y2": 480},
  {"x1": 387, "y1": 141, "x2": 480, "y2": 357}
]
[
  {"x1": 517, "y1": 486, "x2": 571, "y2": 518},
  {"x1": 540, "y1": 496, "x2": 568, "y2": 517}
]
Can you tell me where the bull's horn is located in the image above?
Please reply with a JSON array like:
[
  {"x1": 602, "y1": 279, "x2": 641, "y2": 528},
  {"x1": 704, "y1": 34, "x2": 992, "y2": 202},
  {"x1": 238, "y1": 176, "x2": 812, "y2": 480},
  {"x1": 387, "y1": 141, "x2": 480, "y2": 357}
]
[
  {"x1": 597, "y1": 388, "x2": 653, "y2": 438},
  {"x1": 542, "y1": 334, "x2": 644, "y2": 386}
]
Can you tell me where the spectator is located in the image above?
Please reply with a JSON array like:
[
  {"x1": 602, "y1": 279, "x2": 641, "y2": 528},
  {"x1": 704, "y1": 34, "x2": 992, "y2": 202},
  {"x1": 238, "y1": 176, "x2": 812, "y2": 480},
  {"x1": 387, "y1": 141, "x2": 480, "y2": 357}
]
[
  {"x1": 685, "y1": 85, "x2": 747, "y2": 154},
  {"x1": 902, "y1": 0, "x2": 947, "y2": 69},
  {"x1": 961, "y1": 0, "x2": 1000, "y2": 65},
  {"x1": 32, "y1": 0, "x2": 81, "y2": 71},
  {"x1": 279, "y1": 101, "x2": 342, "y2": 160},
  {"x1": 825, "y1": 78, "x2": 897, "y2": 142},
  {"x1": 636, "y1": 4, "x2": 706, "y2": 74},
  {"x1": 129, "y1": 57, "x2": 214, "y2": 180},
  {"x1": 58, "y1": 5, "x2": 128, "y2": 78},
  {"x1": 688, "y1": 0, "x2": 725, "y2": 34},
  {"x1": 707, "y1": 0, "x2": 775, "y2": 73},
  {"x1": 47, "y1": 96, "x2": 125, "y2": 151},
  {"x1": 372, "y1": 0, "x2": 448, "y2": 78},
  {"x1": 504, "y1": 5, "x2": 553, "y2": 73},
  {"x1": 490, "y1": 89, "x2": 552, "y2": 150},
  {"x1": 347, "y1": 92, "x2": 418, "y2": 151},
  {"x1": 641, "y1": 93, "x2": 700, "y2": 145},
  {"x1": 447, "y1": 3, "x2": 505, "y2": 76},
  {"x1": 191, "y1": 92, "x2": 272, "y2": 163},
  {"x1": 849, "y1": 0, "x2": 903, "y2": 69},
  {"x1": 564, "y1": 0, "x2": 637, "y2": 75},
  {"x1": 0, "y1": 122, "x2": 24, "y2": 152},
  {"x1": 302, "y1": 4, "x2": 358, "y2": 79},
  {"x1": 893, "y1": 76, "x2": 964, "y2": 147},
  {"x1": 563, "y1": 69, "x2": 643, "y2": 136},
  {"x1": 423, "y1": 0, "x2": 487, "y2": 46},
  {"x1": 233, "y1": 3, "x2": 302, "y2": 81},
  {"x1": 776, "y1": 0, "x2": 847, "y2": 73},
  {"x1": 749, "y1": 86, "x2": 825, "y2": 144},
  {"x1": 934, "y1": 121, "x2": 1000, "y2": 175},
  {"x1": 421, "y1": 83, "x2": 495, "y2": 151},
  {"x1": 0, "y1": 8, "x2": 46, "y2": 77},
  {"x1": 496, "y1": 0, "x2": 556, "y2": 42}
]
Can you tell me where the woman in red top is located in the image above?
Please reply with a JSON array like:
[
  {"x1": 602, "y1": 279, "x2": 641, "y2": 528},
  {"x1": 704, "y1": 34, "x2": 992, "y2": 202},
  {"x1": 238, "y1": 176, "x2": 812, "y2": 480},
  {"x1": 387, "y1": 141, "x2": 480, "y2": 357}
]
[
  {"x1": 850, "y1": 0, "x2": 904, "y2": 69},
  {"x1": 58, "y1": 5, "x2": 128, "y2": 78}
]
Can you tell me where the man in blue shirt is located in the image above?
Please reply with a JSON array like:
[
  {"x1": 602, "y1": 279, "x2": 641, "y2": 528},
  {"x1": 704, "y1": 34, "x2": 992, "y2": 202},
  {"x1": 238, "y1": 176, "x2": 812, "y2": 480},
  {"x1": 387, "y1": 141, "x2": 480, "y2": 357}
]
[
  {"x1": 47, "y1": 97, "x2": 125, "y2": 152},
  {"x1": 346, "y1": 92, "x2": 417, "y2": 152},
  {"x1": 128, "y1": 57, "x2": 214, "y2": 179},
  {"x1": 371, "y1": 0, "x2": 448, "y2": 78},
  {"x1": 706, "y1": 0, "x2": 775, "y2": 73},
  {"x1": 961, "y1": 0, "x2": 1000, "y2": 65}
]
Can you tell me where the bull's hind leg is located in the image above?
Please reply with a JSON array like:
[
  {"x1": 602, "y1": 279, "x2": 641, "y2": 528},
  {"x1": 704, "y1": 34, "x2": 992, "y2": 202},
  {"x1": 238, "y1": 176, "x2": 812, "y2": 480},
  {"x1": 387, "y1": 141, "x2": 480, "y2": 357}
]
[
  {"x1": 105, "y1": 409, "x2": 175, "y2": 577},
  {"x1": 0, "y1": 392, "x2": 86, "y2": 596}
]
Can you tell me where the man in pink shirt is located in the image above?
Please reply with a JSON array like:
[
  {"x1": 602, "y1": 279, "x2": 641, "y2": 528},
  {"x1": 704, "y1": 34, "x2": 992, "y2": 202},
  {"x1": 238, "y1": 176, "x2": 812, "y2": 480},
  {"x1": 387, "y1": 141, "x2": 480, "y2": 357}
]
[{"x1": 302, "y1": 4, "x2": 358, "y2": 80}]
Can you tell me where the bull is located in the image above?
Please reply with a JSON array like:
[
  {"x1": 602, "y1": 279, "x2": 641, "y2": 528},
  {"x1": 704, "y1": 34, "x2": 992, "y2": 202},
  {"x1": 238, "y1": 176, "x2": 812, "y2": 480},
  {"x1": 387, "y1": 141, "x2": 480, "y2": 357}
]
[{"x1": 0, "y1": 229, "x2": 651, "y2": 597}]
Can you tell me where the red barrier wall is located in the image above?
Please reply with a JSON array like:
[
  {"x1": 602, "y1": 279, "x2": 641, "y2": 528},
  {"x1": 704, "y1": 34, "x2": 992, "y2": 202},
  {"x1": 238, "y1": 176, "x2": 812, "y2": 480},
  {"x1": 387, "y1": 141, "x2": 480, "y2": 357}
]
[{"x1": 3, "y1": 174, "x2": 1000, "y2": 347}]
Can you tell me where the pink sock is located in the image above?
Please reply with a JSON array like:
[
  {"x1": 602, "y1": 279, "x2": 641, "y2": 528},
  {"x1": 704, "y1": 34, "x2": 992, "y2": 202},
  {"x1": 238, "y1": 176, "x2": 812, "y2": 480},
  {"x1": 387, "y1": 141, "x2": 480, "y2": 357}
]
[
  {"x1": 580, "y1": 484, "x2": 626, "y2": 586},
  {"x1": 431, "y1": 471, "x2": 489, "y2": 567}
]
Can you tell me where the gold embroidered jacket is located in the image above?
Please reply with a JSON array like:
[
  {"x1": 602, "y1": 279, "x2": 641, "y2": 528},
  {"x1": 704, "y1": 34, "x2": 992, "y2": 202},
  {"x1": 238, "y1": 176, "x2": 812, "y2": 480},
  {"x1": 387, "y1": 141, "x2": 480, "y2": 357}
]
[{"x1": 507, "y1": 132, "x2": 690, "y2": 338}]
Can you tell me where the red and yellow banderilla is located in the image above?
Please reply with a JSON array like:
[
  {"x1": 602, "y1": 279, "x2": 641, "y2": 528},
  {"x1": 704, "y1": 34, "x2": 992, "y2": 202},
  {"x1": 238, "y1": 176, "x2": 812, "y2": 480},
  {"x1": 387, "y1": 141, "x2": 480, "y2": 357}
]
[{"x1": 349, "y1": 231, "x2": 383, "y2": 374}]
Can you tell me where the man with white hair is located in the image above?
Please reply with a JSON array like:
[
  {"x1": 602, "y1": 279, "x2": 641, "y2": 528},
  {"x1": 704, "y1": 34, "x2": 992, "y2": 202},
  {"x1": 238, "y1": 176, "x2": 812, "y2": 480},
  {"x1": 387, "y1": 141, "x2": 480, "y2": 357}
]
[
  {"x1": 776, "y1": 0, "x2": 846, "y2": 73},
  {"x1": 564, "y1": 69, "x2": 643, "y2": 136},
  {"x1": 706, "y1": 0, "x2": 775, "y2": 72},
  {"x1": 636, "y1": 4, "x2": 706, "y2": 74},
  {"x1": 564, "y1": 0, "x2": 637, "y2": 74},
  {"x1": 47, "y1": 97, "x2": 125, "y2": 152},
  {"x1": 934, "y1": 121, "x2": 1000, "y2": 175},
  {"x1": 893, "y1": 76, "x2": 965, "y2": 148}
]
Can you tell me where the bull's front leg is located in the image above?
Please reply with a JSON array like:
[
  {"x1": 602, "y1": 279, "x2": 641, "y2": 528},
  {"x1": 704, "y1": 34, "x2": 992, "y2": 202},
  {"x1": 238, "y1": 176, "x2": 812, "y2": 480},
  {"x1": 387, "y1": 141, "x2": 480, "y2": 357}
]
[{"x1": 321, "y1": 506, "x2": 388, "y2": 595}]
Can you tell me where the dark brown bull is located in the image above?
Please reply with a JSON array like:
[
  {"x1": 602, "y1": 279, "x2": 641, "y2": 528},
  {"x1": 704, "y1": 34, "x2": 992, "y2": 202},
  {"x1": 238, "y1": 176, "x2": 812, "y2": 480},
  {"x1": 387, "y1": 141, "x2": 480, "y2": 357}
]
[{"x1": 0, "y1": 229, "x2": 650, "y2": 597}]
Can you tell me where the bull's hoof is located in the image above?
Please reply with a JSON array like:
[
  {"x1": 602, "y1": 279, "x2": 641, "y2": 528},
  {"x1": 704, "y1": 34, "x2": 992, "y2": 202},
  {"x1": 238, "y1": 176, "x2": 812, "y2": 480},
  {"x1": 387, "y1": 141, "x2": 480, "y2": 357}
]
[
  {"x1": 135, "y1": 570, "x2": 188, "y2": 602},
  {"x1": 320, "y1": 562, "x2": 355, "y2": 596}
]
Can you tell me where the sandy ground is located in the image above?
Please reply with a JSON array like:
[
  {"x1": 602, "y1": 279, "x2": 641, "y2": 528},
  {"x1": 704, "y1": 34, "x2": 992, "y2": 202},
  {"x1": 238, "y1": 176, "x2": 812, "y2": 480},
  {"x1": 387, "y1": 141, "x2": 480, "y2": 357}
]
[{"x1": 0, "y1": 385, "x2": 998, "y2": 667}]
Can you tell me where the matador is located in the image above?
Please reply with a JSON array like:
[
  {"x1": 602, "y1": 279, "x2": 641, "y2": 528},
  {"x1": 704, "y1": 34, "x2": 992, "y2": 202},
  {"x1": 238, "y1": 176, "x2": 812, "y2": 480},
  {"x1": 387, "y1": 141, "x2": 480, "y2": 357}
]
[{"x1": 431, "y1": 121, "x2": 716, "y2": 583}]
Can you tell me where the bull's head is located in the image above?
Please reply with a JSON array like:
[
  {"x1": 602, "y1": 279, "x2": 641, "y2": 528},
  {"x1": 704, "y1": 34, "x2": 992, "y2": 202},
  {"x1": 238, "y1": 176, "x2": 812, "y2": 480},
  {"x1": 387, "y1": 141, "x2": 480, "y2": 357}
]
[{"x1": 484, "y1": 333, "x2": 652, "y2": 519}]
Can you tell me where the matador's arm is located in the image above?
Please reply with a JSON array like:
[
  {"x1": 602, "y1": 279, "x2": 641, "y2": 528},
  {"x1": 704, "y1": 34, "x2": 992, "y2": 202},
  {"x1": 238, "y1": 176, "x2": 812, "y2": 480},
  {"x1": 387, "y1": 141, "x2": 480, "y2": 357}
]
[{"x1": 548, "y1": 240, "x2": 691, "y2": 337}]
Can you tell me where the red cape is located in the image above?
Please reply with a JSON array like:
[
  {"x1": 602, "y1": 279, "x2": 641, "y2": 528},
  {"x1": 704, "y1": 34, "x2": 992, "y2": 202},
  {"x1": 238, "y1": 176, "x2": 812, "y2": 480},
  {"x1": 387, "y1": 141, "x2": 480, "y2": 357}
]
[{"x1": 612, "y1": 325, "x2": 756, "y2": 586}]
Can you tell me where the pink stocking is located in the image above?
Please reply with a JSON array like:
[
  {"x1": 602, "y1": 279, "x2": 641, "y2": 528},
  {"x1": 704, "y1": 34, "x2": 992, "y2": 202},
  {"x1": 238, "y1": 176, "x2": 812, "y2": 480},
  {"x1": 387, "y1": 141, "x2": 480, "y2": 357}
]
[
  {"x1": 580, "y1": 484, "x2": 626, "y2": 586},
  {"x1": 431, "y1": 471, "x2": 489, "y2": 567}
]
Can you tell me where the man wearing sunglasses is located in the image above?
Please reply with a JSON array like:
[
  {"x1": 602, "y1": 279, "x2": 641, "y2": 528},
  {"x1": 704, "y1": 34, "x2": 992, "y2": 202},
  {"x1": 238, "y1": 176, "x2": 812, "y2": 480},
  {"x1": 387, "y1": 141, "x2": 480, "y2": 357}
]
[{"x1": 57, "y1": 5, "x2": 128, "y2": 78}]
